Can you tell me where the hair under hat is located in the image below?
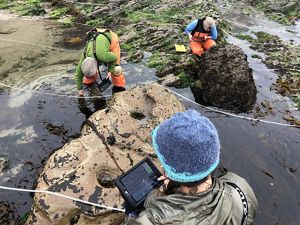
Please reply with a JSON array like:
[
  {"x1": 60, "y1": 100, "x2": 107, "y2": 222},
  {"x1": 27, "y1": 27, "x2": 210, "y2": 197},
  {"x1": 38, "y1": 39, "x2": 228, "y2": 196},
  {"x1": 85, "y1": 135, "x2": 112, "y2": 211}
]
[
  {"x1": 203, "y1": 16, "x2": 215, "y2": 30},
  {"x1": 81, "y1": 57, "x2": 98, "y2": 77},
  {"x1": 152, "y1": 109, "x2": 220, "y2": 183}
]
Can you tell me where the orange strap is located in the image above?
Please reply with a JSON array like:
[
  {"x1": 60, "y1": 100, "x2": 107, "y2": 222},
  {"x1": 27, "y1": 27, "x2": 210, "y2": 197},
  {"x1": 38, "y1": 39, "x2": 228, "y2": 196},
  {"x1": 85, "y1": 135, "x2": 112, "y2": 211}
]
[
  {"x1": 192, "y1": 32, "x2": 208, "y2": 42},
  {"x1": 109, "y1": 31, "x2": 121, "y2": 65},
  {"x1": 83, "y1": 74, "x2": 98, "y2": 85}
]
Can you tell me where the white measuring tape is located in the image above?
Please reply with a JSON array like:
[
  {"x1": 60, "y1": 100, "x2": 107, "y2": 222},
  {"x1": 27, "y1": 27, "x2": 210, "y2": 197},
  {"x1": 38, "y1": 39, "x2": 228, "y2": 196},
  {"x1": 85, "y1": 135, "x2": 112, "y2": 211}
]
[
  {"x1": 0, "y1": 185, "x2": 125, "y2": 212},
  {"x1": 0, "y1": 38, "x2": 78, "y2": 52},
  {"x1": 0, "y1": 81, "x2": 299, "y2": 128},
  {"x1": 0, "y1": 82, "x2": 112, "y2": 99},
  {"x1": 166, "y1": 89, "x2": 300, "y2": 129}
]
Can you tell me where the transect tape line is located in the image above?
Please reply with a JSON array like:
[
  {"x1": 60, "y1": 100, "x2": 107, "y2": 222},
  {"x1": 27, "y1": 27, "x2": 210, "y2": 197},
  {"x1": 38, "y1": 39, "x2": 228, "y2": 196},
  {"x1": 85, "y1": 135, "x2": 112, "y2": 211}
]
[
  {"x1": 0, "y1": 185, "x2": 125, "y2": 212},
  {"x1": 0, "y1": 38, "x2": 78, "y2": 52},
  {"x1": 2, "y1": 31, "x2": 298, "y2": 71},
  {"x1": 1, "y1": 34, "x2": 296, "y2": 51},
  {"x1": 166, "y1": 88, "x2": 300, "y2": 129},
  {"x1": 0, "y1": 82, "x2": 111, "y2": 99},
  {"x1": 0, "y1": 81, "x2": 299, "y2": 128}
]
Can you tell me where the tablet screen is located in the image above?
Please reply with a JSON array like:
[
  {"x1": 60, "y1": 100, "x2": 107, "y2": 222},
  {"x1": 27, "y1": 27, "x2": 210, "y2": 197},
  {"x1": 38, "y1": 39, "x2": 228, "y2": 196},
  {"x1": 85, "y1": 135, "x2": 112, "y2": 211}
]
[{"x1": 120, "y1": 161, "x2": 160, "y2": 203}]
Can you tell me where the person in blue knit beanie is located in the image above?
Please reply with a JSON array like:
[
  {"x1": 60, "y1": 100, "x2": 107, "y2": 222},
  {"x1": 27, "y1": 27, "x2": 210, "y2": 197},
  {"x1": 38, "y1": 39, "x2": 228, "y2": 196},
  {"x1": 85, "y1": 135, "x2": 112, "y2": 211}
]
[
  {"x1": 152, "y1": 109, "x2": 220, "y2": 183},
  {"x1": 123, "y1": 109, "x2": 258, "y2": 225}
]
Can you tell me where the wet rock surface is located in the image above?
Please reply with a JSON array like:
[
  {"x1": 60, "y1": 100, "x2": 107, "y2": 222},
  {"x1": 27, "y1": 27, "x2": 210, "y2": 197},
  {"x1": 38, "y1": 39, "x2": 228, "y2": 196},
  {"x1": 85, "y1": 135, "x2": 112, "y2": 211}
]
[
  {"x1": 243, "y1": 0, "x2": 300, "y2": 24},
  {"x1": 26, "y1": 83, "x2": 185, "y2": 225},
  {"x1": 0, "y1": 201, "x2": 19, "y2": 225},
  {"x1": 191, "y1": 44, "x2": 257, "y2": 112},
  {"x1": 45, "y1": 0, "x2": 221, "y2": 78},
  {"x1": 234, "y1": 31, "x2": 300, "y2": 111}
]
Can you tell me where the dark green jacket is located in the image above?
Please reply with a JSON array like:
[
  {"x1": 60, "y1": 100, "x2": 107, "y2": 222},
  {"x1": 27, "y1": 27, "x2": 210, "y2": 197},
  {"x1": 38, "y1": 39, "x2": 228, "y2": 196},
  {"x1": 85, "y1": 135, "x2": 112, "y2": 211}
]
[
  {"x1": 74, "y1": 31, "x2": 117, "y2": 90},
  {"x1": 123, "y1": 172, "x2": 258, "y2": 225}
]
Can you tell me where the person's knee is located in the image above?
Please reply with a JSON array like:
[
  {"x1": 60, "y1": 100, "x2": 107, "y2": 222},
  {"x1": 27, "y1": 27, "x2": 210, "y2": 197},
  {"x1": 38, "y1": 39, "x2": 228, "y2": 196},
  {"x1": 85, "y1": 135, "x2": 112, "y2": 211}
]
[
  {"x1": 190, "y1": 43, "x2": 204, "y2": 56},
  {"x1": 192, "y1": 48, "x2": 204, "y2": 56},
  {"x1": 203, "y1": 40, "x2": 216, "y2": 51}
]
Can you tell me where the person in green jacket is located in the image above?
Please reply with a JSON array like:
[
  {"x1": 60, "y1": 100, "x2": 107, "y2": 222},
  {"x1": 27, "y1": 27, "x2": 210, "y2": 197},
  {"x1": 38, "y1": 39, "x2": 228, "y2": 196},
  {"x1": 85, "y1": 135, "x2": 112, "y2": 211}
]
[
  {"x1": 74, "y1": 29, "x2": 125, "y2": 96},
  {"x1": 123, "y1": 109, "x2": 258, "y2": 225}
]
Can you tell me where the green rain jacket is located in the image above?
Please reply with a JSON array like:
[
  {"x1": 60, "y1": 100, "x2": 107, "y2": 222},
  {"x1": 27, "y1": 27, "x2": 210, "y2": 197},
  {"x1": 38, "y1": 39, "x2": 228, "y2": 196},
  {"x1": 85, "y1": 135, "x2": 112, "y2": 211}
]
[
  {"x1": 123, "y1": 172, "x2": 258, "y2": 225},
  {"x1": 74, "y1": 31, "x2": 117, "y2": 90}
]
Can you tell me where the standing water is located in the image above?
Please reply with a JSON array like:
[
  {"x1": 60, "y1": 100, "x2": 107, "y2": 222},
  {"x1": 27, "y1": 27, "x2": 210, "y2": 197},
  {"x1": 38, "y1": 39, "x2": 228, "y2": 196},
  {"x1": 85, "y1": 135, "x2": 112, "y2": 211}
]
[{"x1": 0, "y1": 12, "x2": 157, "y2": 217}]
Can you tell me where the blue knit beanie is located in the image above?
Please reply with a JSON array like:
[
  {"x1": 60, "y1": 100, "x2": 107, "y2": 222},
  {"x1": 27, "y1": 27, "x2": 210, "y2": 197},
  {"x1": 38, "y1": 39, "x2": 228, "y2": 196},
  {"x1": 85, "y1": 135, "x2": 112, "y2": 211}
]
[{"x1": 152, "y1": 109, "x2": 220, "y2": 183}]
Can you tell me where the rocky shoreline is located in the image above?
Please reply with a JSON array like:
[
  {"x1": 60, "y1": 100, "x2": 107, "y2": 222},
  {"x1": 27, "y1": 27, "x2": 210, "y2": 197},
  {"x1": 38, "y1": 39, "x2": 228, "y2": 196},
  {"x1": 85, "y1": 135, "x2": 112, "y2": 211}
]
[
  {"x1": 0, "y1": 1, "x2": 300, "y2": 224},
  {"x1": 1, "y1": 0, "x2": 298, "y2": 110},
  {"x1": 242, "y1": 0, "x2": 300, "y2": 25},
  {"x1": 235, "y1": 31, "x2": 300, "y2": 115}
]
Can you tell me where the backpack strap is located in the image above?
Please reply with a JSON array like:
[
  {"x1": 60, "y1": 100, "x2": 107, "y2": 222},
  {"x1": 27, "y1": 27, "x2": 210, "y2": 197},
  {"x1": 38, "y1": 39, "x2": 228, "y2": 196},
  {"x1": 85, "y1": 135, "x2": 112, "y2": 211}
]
[
  {"x1": 226, "y1": 182, "x2": 249, "y2": 225},
  {"x1": 83, "y1": 45, "x2": 87, "y2": 58},
  {"x1": 83, "y1": 29, "x2": 112, "y2": 81},
  {"x1": 98, "y1": 31, "x2": 111, "y2": 45},
  {"x1": 191, "y1": 18, "x2": 203, "y2": 36},
  {"x1": 191, "y1": 18, "x2": 210, "y2": 35},
  {"x1": 92, "y1": 39, "x2": 103, "y2": 81}
]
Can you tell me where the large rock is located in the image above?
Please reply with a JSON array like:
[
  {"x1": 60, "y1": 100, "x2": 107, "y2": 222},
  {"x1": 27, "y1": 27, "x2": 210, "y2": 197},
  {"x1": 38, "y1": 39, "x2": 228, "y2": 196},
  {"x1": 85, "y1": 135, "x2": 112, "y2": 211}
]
[
  {"x1": 26, "y1": 83, "x2": 185, "y2": 225},
  {"x1": 191, "y1": 44, "x2": 257, "y2": 112}
]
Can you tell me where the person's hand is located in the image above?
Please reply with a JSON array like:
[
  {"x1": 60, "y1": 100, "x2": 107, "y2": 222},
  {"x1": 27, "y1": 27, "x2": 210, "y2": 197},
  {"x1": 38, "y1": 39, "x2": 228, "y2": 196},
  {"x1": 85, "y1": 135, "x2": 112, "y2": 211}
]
[
  {"x1": 78, "y1": 89, "x2": 84, "y2": 96},
  {"x1": 158, "y1": 174, "x2": 170, "y2": 190},
  {"x1": 188, "y1": 33, "x2": 193, "y2": 41},
  {"x1": 106, "y1": 72, "x2": 112, "y2": 79},
  {"x1": 203, "y1": 36, "x2": 211, "y2": 40}
]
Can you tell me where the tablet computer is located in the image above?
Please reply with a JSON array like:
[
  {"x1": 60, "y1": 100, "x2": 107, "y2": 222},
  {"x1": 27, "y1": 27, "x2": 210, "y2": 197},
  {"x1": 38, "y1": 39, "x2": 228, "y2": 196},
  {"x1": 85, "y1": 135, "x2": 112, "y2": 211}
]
[{"x1": 115, "y1": 157, "x2": 163, "y2": 207}]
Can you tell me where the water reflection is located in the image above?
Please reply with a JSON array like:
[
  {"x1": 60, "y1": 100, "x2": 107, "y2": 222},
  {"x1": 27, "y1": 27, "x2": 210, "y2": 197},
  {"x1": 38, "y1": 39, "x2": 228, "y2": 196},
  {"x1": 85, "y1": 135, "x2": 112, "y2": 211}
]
[{"x1": 0, "y1": 62, "x2": 156, "y2": 216}]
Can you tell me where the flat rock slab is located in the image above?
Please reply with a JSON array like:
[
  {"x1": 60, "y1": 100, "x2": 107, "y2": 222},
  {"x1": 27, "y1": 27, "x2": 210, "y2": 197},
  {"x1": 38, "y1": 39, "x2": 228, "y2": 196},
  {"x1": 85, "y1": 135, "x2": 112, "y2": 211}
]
[{"x1": 26, "y1": 83, "x2": 185, "y2": 225}]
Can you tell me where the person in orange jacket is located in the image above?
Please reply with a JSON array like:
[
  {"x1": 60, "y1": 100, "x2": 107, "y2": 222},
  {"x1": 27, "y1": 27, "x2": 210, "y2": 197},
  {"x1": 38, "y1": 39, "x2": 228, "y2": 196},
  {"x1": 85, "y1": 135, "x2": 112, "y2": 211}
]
[
  {"x1": 185, "y1": 17, "x2": 218, "y2": 57},
  {"x1": 74, "y1": 29, "x2": 126, "y2": 96}
]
